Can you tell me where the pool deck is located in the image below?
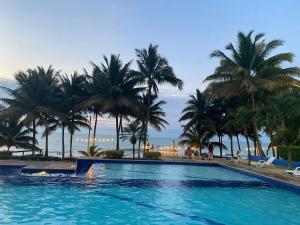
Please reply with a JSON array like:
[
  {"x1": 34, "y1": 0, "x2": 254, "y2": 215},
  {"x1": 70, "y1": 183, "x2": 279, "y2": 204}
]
[
  {"x1": 0, "y1": 158, "x2": 299, "y2": 187},
  {"x1": 0, "y1": 160, "x2": 76, "y2": 172},
  {"x1": 160, "y1": 157, "x2": 300, "y2": 187}
]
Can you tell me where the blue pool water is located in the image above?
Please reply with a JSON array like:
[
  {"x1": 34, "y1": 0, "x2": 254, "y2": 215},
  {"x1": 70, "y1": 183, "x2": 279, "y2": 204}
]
[{"x1": 0, "y1": 163, "x2": 300, "y2": 224}]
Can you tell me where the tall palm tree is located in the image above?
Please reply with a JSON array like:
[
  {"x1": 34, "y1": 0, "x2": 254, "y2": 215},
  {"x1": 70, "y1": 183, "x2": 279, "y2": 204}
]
[
  {"x1": 180, "y1": 89, "x2": 215, "y2": 134},
  {"x1": 35, "y1": 67, "x2": 60, "y2": 157},
  {"x1": 136, "y1": 44, "x2": 183, "y2": 147},
  {"x1": 1, "y1": 66, "x2": 59, "y2": 155},
  {"x1": 136, "y1": 94, "x2": 168, "y2": 158},
  {"x1": 224, "y1": 118, "x2": 236, "y2": 157},
  {"x1": 234, "y1": 106, "x2": 254, "y2": 164},
  {"x1": 84, "y1": 67, "x2": 109, "y2": 147},
  {"x1": 207, "y1": 99, "x2": 228, "y2": 156},
  {"x1": 58, "y1": 73, "x2": 90, "y2": 158},
  {"x1": 0, "y1": 115, "x2": 36, "y2": 152},
  {"x1": 205, "y1": 31, "x2": 300, "y2": 156},
  {"x1": 91, "y1": 55, "x2": 143, "y2": 150},
  {"x1": 122, "y1": 121, "x2": 142, "y2": 158},
  {"x1": 180, "y1": 89, "x2": 223, "y2": 153}
]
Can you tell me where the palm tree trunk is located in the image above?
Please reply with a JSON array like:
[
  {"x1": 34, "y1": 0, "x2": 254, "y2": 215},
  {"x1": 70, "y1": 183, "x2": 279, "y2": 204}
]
[
  {"x1": 272, "y1": 145, "x2": 276, "y2": 158},
  {"x1": 236, "y1": 135, "x2": 241, "y2": 153},
  {"x1": 116, "y1": 115, "x2": 120, "y2": 150},
  {"x1": 138, "y1": 131, "x2": 142, "y2": 158},
  {"x1": 253, "y1": 140, "x2": 257, "y2": 156},
  {"x1": 270, "y1": 134, "x2": 276, "y2": 157},
  {"x1": 45, "y1": 122, "x2": 49, "y2": 157},
  {"x1": 230, "y1": 135, "x2": 233, "y2": 157},
  {"x1": 220, "y1": 135, "x2": 223, "y2": 157},
  {"x1": 251, "y1": 94, "x2": 265, "y2": 157},
  {"x1": 218, "y1": 134, "x2": 221, "y2": 156},
  {"x1": 32, "y1": 120, "x2": 36, "y2": 156},
  {"x1": 143, "y1": 121, "x2": 148, "y2": 148},
  {"x1": 199, "y1": 141, "x2": 202, "y2": 154},
  {"x1": 118, "y1": 115, "x2": 123, "y2": 138},
  {"x1": 132, "y1": 143, "x2": 135, "y2": 159},
  {"x1": 69, "y1": 132, "x2": 73, "y2": 158},
  {"x1": 87, "y1": 116, "x2": 91, "y2": 149},
  {"x1": 245, "y1": 130, "x2": 251, "y2": 165},
  {"x1": 143, "y1": 89, "x2": 152, "y2": 149},
  {"x1": 288, "y1": 150, "x2": 292, "y2": 169},
  {"x1": 62, "y1": 125, "x2": 65, "y2": 159},
  {"x1": 93, "y1": 114, "x2": 98, "y2": 147}
]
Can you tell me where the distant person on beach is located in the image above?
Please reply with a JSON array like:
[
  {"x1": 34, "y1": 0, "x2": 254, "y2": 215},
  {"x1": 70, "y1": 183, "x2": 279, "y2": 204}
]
[
  {"x1": 151, "y1": 144, "x2": 154, "y2": 151},
  {"x1": 145, "y1": 142, "x2": 150, "y2": 152},
  {"x1": 172, "y1": 140, "x2": 176, "y2": 151},
  {"x1": 208, "y1": 144, "x2": 214, "y2": 160},
  {"x1": 184, "y1": 146, "x2": 192, "y2": 159}
]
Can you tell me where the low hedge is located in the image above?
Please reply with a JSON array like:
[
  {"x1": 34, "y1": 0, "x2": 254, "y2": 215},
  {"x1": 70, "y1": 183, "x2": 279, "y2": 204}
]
[
  {"x1": 143, "y1": 152, "x2": 161, "y2": 160},
  {"x1": 277, "y1": 146, "x2": 300, "y2": 162},
  {"x1": 16, "y1": 155, "x2": 62, "y2": 161},
  {"x1": 103, "y1": 150, "x2": 124, "y2": 159},
  {"x1": 0, "y1": 154, "x2": 64, "y2": 161}
]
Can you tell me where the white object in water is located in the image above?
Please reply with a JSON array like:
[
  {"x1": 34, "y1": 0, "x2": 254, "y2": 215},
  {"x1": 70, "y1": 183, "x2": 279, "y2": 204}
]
[{"x1": 32, "y1": 171, "x2": 49, "y2": 176}]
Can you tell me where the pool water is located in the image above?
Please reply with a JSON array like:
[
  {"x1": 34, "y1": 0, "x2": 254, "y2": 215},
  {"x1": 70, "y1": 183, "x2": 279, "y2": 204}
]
[{"x1": 0, "y1": 163, "x2": 300, "y2": 225}]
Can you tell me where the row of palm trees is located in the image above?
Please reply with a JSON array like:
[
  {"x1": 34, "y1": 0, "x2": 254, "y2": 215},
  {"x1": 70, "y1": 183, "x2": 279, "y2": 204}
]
[
  {"x1": 0, "y1": 44, "x2": 183, "y2": 158},
  {"x1": 2, "y1": 31, "x2": 300, "y2": 161},
  {"x1": 179, "y1": 31, "x2": 300, "y2": 163}
]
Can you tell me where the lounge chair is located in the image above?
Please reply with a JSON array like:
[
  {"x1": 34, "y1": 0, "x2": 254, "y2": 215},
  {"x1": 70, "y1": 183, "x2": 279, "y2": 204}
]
[
  {"x1": 251, "y1": 157, "x2": 276, "y2": 167},
  {"x1": 285, "y1": 167, "x2": 300, "y2": 176}
]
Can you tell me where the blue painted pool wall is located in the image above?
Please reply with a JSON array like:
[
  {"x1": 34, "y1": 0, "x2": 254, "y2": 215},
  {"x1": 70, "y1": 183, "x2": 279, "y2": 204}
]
[
  {"x1": 76, "y1": 159, "x2": 300, "y2": 194},
  {"x1": 76, "y1": 159, "x2": 220, "y2": 174}
]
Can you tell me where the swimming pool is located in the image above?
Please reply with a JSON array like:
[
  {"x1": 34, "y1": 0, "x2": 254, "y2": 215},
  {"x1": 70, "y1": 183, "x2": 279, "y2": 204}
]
[{"x1": 0, "y1": 163, "x2": 300, "y2": 225}]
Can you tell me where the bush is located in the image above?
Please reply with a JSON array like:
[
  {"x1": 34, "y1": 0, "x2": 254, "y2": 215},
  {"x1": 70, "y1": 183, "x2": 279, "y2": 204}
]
[
  {"x1": 103, "y1": 150, "x2": 124, "y2": 159},
  {"x1": 16, "y1": 155, "x2": 62, "y2": 161},
  {"x1": 143, "y1": 152, "x2": 161, "y2": 160},
  {"x1": 277, "y1": 146, "x2": 300, "y2": 162}
]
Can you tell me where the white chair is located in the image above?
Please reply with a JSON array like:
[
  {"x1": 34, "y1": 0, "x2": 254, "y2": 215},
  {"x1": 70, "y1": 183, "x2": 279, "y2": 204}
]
[
  {"x1": 251, "y1": 157, "x2": 276, "y2": 167},
  {"x1": 285, "y1": 167, "x2": 300, "y2": 176}
]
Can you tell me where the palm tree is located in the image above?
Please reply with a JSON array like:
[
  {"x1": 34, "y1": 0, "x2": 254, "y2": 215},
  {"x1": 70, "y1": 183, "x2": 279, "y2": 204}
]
[
  {"x1": 122, "y1": 121, "x2": 141, "y2": 158},
  {"x1": 180, "y1": 89, "x2": 223, "y2": 153},
  {"x1": 179, "y1": 125, "x2": 226, "y2": 153},
  {"x1": 204, "y1": 31, "x2": 300, "y2": 157},
  {"x1": 136, "y1": 94, "x2": 168, "y2": 158},
  {"x1": 234, "y1": 106, "x2": 254, "y2": 164},
  {"x1": 91, "y1": 55, "x2": 143, "y2": 150},
  {"x1": 207, "y1": 99, "x2": 227, "y2": 157},
  {"x1": 179, "y1": 89, "x2": 209, "y2": 132},
  {"x1": 79, "y1": 145, "x2": 102, "y2": 157},
  {"x1": 58, "y1": 73, "x2": 90, "y2": 158},
  {"x1": 0, "y1": 115, "x2": 36, "y2": 152},
  {"x1": 1, "y1": 66, "x2": 59, "y2": 155},
  {"x1": 224, "y1": 118, "x2": 235, "y2": 157},
  {"x1": 35, "y1": 67, "x2": 60, "y2": 157},
  {"x1": 84, "y1": 67, "x2": 109, "y2": 147},
  {"x1": 136, "y1": 44, "x2": 183, "y2": 147}
]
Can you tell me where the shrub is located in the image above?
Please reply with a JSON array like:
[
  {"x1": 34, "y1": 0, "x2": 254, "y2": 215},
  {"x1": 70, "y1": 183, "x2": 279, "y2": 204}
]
[
  {"x1": 143, "y1": 152, "x2": 161, "y2": 160},
  {"x1": 277, "y1": 146, "x2": 300, "y2": 162},
  {"x1": 103, "y1": 150, "x2": 124, "y2": 159},
  {"x1": 16, "y1": 155, "x2": 62, "y2": 161}
]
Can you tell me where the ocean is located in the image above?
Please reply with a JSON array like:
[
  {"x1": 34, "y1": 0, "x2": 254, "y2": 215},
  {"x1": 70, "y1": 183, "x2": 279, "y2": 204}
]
[{"x1": 29, "y1": 130, "x2": 271, "y2": 158}]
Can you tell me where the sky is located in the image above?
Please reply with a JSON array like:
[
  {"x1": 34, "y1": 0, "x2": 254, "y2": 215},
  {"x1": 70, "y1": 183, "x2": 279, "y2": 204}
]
[{"x1": 0, "y1": 0, "x2": 300, "y2": 138}]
